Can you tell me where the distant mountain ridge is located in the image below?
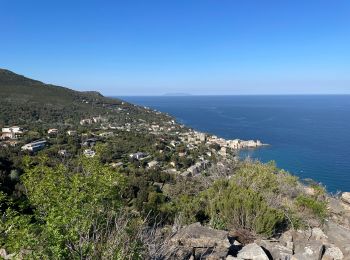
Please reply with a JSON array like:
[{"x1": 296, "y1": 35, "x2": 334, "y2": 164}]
[{"x1": 0, "y1": 69, "x2": 171, "y2": 125}]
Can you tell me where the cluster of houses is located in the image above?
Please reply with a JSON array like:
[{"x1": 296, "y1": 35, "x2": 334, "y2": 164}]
[
  {"x1": 80, "y1": 116, "x2": 107, "y2": 126},
  {"x1": 179, "y1": 130, "x2": 266, "y2": 157},
  {"x1": 182, "y1": 159, "x2": 210, "y2": 177},
  {"x1": 1, "y1": 115, "x2": 267, "y2": 178},
  {"x1": 1, "y1": 126, "x2": 24, "y2": 140}
]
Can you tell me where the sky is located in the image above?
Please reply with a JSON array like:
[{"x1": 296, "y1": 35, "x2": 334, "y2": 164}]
[{"x1": 0, "y1": 0, "x2": 350, "y2": 95}]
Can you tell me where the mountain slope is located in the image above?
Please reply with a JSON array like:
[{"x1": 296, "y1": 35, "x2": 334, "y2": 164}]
[{"x1": 0, "y1": 69, "x2": 170, "y2": 125}]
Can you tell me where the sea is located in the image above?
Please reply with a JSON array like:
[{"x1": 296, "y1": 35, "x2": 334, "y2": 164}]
[{"x1": 119, "y1": 95, "x2": 350, "y2": 193}]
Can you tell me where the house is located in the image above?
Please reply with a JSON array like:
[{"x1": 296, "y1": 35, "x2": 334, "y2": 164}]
[
  {"x1": 80, "y1": 119, "x2": 93, "y2": 125},
  {"x1": 21, "y1": 140, "x2": 47, "y2": 152},
  {"x1": 48, "y1": 128, "x2": 59, "y2": 134},
  {"x1": 83, "y1": 149, "x2": 96, "y2": 158},
  {"x1": 110, "y1": 162, "x2": 123, "y2": 168},
  {"x1": 67, "y1": 130, "x2": 77, "y2": 136},
  {"x1": 219, "y1": 147, "x2": 227, "y2": 156},
  {"x1": 147, "y1": 160, "x2": 159, "y2": 168},
  {"x1": 92, "y1": 116, "x2": 106, "y2": 123},
  {"x1": 58, "y1": 150, "x2": 69, "y2": 156},
  {"x1": 129, "y1": 152, "x2": 148, "y2": 160},
  {"x1": 99, "y1": 132, "x2": 114, "y2": 137},
  {"x1": 0, "y1": 140, "x2": 20, "y2": 148},
  {"x1": 81, "y1": 138, "x2": 98, "y2": 147},
  {"x1": 1, "y1": 126, "x2": 24, "y2": 140}
]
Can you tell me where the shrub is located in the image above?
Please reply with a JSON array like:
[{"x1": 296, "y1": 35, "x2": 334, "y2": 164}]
[
  {"x1": 296, "y1": 195, "x2": 327, "y2": 220},
  {"x1": 1, "y1": 156, "x2": 147, "y2": 259},
  {"x1": 202, "y1": 179, "x2": 285, "y2": 237}
]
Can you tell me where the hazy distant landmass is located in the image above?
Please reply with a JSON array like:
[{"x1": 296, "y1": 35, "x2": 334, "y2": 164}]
[{"x1": 162, "y1": 92, "x2": 192, "y2": 96}]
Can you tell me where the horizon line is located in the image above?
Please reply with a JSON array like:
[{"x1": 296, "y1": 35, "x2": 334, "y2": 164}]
[{"x1": 110, "y1": 93, "x2": 350, "y2": 97}]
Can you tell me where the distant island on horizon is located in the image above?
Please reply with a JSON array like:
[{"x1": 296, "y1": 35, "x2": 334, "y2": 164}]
[{"x1": 162, "y1": 92, "x2": 193, "y2": 96}]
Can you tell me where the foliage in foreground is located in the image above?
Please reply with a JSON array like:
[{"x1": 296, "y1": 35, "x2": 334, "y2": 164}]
[
  {"x1": 1, "y1": 157, "x2": 145, "y2": 259},
  {"x1": 175, "y1": 161, "x2": 328, "y2": 237},
  {"x1": 1, "y1": 156, "x2": 330, "y2": 257}
]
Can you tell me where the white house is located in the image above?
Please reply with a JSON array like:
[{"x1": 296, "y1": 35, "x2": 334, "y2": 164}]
[
  {"x1": 80, "y1": 119, "x2": 93, "y2": 125},
  {"x1": 129, "y1": 152, "x2": 148, "y2": 160},
  {"x1": 147, "y1": 160, "x2": 159, "y2": 168},
  {"x1": 1, "y1": 126, "x2": 24, "y2": 140},
  {"x1": 48, "y1": 128, "x2": 59, "y2": 134},
  {"x1": 67, "y1": 130, "x2": 77, "y2": 136},
  {"x1": 83, "y1": 149, "x2": 96, "y2": 158},
  {"x1": 21, "y1": 140, "x2": 47, "y2": 152}
]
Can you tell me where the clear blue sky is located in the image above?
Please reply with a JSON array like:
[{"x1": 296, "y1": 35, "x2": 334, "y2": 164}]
[{"x1": 1, "y1": 0, "x2": 350, "y2": 95}]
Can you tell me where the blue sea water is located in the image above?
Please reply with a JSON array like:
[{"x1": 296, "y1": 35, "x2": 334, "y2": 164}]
[{"x1": 120, "y1": 95, "x2": 350, "y2": 193}]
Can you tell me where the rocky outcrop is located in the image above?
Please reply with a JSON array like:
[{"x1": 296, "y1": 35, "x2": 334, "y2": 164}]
[
  {"x1": 258, "y1": 240, "x2": 293, "y2": 259},
  {"x1": 169, "y1": 222, "x2": 230, "y2": 249},
  {"x1": 161, "y1": 220, "x2": 350, "y2": 260},
  {"x1": 322, "y1": 246, "x2": 344, "y2": 260},
  {"x1": 236, "y1": 243, "x2": 269, "y2": 260},
  {"x1": 341, "y1": 192, "x2": 350, "y2": 205},
  {"x1": 292, "y1": 240, "x2": 324, "y2": 260},
  {"x1": 323, "y1": 221, "x2": 350, "y2": 258},
  {"x1": 163, "y1": 223, "x2": 232, "y2": 259}
]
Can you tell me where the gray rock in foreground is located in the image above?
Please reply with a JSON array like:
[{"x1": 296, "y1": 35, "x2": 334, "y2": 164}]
[
  {"x1": 341, "y1": 192, "x2": 350, "y2": 205},
  {"x1": 236, "y1": 243, "x2": 269, "y2": 260}
]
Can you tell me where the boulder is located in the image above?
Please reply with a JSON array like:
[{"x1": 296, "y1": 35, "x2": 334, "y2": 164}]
[
  {"x1": 328, "y1": 198, "x2": 345, "y2": 215},
  {"x1": 165, "y1": 223, "x2": 231, "y2": 259},
  {"x1": 259, "y1": 240, "x2": 293, "y2": 260},
  {"x1": 311, "y1": 228, "x2": 328, "y2": 242},
  {"x1": 237, "y1": 243, "x2": 269, "y2": 260},
  {"x1": 323, "y1": 221, "x2": 350, "y2": 258},
  {"x1": 280, "y1": 230, "x2": 293, "y2": 244},
  {"x1": 279, "y1": 230, "x2": 294, "y2": 252},
  {"x1": 322, "y1": 246, "x2": 344, "y2": 260},
  {"x1": 292, "y1": 240, "x2": 324, "y2": 260},
  {"x1": 163, "y1": 244, "x2": 193, "y2": 259},
  {"x1": 170, "y1": 222, "x2": 230, "y2": 249},
  {"x1": 341, "y1": 192, "x2": 350, "y2": 205},
  {"x1": 0, "y1": 249, "x2": 7, "y2": 258}
]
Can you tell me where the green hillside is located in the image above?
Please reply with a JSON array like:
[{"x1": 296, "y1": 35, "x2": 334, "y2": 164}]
[{"x1": 0, "y1": 69, "x2": 170, "y2": 125}]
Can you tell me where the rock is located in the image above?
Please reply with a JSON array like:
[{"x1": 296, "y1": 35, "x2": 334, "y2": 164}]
[
  {"x1": 305, "y1": 187, "x2": 316, "y2": 196},
  {"x1": 341, "y1": 192, "x2": 350, "y2": 205},
  {"x1": 311, "y1": 227, "x2": 328, "y2": 241},
  {"x1": 279, "y1": 230, "x2": 294, "y2": 252},
  {"x1": 165, "y1": 223, "x2": 231, "y2": 259},
  {"x1": 259, "y1": 240, "x2": 293, "y2": 260},
  {"x1": 292, "y1": 240, "x2": 324, "y2": 260},
  {"x1": 280, "y1": 230, "x2": 294, "y2": 244},
  {"x1": 328, "y1": 198, "x2": 345, "y2": 215},
  {"x1": 322, "y1": 246, "x2": 344, "y2": 260},
  {"x1": 204, "y1": 249, "x2": 229, "y2": 260},
  {"x1": 233, "y1": 240, "x2": 242, "y2": 246},
  {"x1": 323, "y1": 221, "x2": 350, "y2": 258},
  {"x1": 170, "y1": 222, "x2": 230, "y2": 249},
  {"x1": 0, "y1": 249, "x2": 7, "y2": 258},
  {"x1": 237, "y1": 243, "x2": 269, "y2": 260},
  {"x1": 226, "y1": 256, "x2": 243, "y2": 260},
  {"x1": 286, "y1": 242, "x2": 294, "y2": 252},
  {"x1": 164, "y1": 244, "x2": 193, "y2": 259}
]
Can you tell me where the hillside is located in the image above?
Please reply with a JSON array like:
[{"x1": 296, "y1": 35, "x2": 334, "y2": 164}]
[{"x1": 0, "y1": 69, "x2": 171, "y2": 125}]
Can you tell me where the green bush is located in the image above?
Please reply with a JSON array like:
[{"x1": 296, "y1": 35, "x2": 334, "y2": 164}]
[
  {"x1": 1, "y1": 156, "x2": 146, "y2": 259},
  {"x1": 203, "y1": 179, "x2": 285, "y2": 237},
  {"x1": 296, "y1": 195, "x2": 327, "y2": 220}
]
